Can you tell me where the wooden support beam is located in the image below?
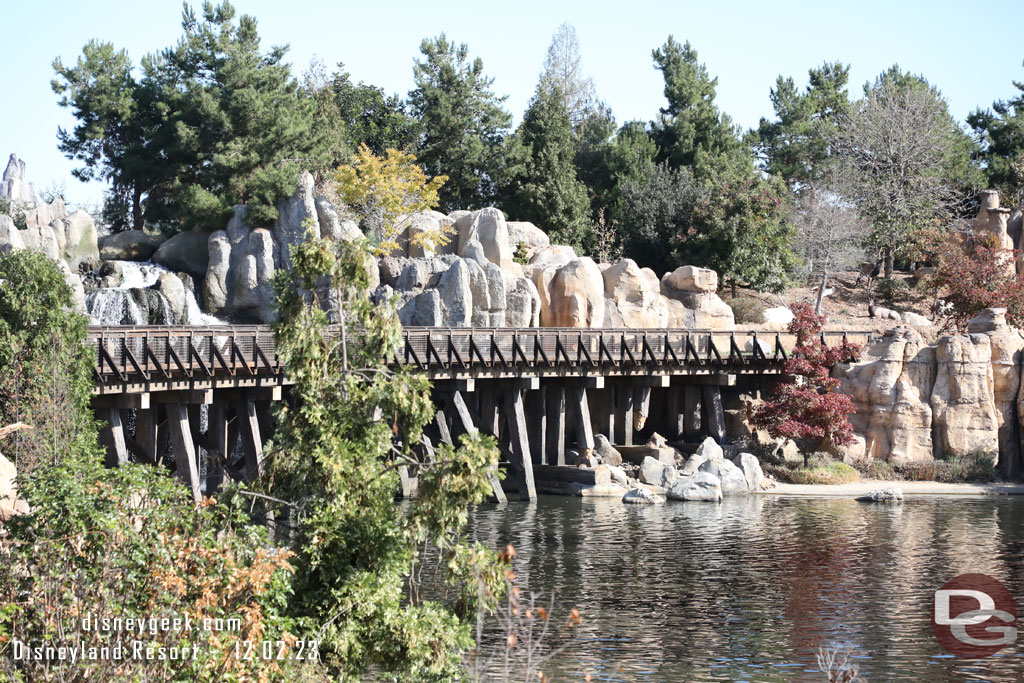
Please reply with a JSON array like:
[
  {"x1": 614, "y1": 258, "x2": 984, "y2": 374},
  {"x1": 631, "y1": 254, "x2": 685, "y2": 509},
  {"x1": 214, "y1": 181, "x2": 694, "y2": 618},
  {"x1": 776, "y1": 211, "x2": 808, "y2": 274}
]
[
  {"x1": 206, "y1": 402, "x2": 230, "y2": 494},
  {"x1": 236, "y1": 399, "x2": 264, "y2": 478},
  {"x1": 665, "y1": 387, "x2": 685, "y2": 441},
  {"x1": 92, "y1": 392, "x2": 150, "y2": 410},
  {"x1": 134, "y1": 407, "x2": 160, "y2": 464},
  {"x1": 152, "y1": 389, "x2": 213, "y2": 405},
  {"x1": 529, "y1": 388, "x2": 547, "y2": 466},
  {"x1": 639, "y1": 375, "x2": 671, "y2": 387},
  {"x1": 504, "y1": 389, "x2": 537, "y2": 502},
  {"x1": 615, "y1": 382, "x2": 634, "y2": 446},
  {"x1": 703, "y1": 385, "x2": 726, "y2": 444},
  {"x1": 569, "y1": 386, "x2": 595, "y2": 452},
  {"x1": 633, "y1": 385, "x2": 652, "y2": 432},
  {"x1": 545, "y1": 385, "x2": 566, "y2": 466},
  {"x1": 99, "y1": 408, "x2": 128, "y2": 467},
  {"x1": 683, "y1": 384, "x2": 702, "y2": 442},
  {"x1": 450, "y1": 391, "x2": 507, "y2": 504},
  {"x1": 678, "y1": 373, "x2": 737, "y2": 386},
  {"x1": 479, "y1": 390, "x2": 500, "y2": 438},
  {"x1": 166, "y1": 403, "x2": 201, "y2": 501},
  {"x1": 217, "y1": 386, "x2": 282, "y2": 402},
  {"x1": 434, "y1": 408, "x2": 454, "y2": 446}
]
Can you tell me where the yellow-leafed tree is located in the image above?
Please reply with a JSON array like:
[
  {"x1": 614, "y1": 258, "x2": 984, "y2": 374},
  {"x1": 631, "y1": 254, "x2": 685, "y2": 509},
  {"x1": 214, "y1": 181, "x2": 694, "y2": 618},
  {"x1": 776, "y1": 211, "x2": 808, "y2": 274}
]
[{"x1": 334, "y1": 144, "x2": 450, "y2": 256}]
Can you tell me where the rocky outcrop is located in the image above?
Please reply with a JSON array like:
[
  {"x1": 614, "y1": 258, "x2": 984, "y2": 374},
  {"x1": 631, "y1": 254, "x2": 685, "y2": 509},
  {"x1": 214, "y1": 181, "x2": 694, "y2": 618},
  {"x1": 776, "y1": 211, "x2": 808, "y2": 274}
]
[
  {"x1": 836, "y1": 327, "x2": 936, "y2": 464},
  {"x1": 99, "y1": 230, "x2": 166, "y2": 262},
  {"x1": 547, "y1": 257, "x2": 605, "y2": 328},
  {"x1": 154, "y1": 229, "x2": 210, "y2": 281},
  {"x1": 602, "y1": 259, "x2": 669, "y2": 328},
  {"x1": 931, "y1": 334, "x2": 999, "y2": 457},
  {"x1": 969, "y1": 309, "x2": 1024, "y2": 469},
  {"x1": 455, "y1": 208, "x2": 513, "y2": 273},
  {"x1": 660, "y1": 265, "x2": 734, "y2": 330},
  {"x1": 1, "y1": 154, "x2": 36, "y2": 207}
]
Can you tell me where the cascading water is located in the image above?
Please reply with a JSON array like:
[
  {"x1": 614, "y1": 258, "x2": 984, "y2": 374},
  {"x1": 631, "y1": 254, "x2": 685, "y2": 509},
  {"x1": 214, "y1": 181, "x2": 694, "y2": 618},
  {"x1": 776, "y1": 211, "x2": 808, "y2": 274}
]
[{"x1": 85, "y1": 260, "x2": 225, "y2": 326}]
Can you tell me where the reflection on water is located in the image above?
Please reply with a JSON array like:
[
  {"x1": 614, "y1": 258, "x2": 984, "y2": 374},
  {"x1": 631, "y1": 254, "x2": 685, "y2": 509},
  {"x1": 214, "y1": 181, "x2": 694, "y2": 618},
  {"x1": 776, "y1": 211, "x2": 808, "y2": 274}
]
[{"x1": 464, "y1": 495, "x2": 1024, "y2": 681}]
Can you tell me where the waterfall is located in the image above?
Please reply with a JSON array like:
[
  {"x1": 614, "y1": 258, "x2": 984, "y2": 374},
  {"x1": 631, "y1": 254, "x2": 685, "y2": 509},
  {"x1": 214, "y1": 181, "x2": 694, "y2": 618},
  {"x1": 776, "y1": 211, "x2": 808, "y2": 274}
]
[{"x1": 86, "y1": 260, "x2": 226, "y2": 326}]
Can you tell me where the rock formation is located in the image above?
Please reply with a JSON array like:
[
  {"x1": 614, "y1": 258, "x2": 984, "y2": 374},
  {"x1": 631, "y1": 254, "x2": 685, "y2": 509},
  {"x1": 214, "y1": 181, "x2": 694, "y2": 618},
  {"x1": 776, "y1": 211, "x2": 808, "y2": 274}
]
[{"x1": 1, "y1": 154, "x2": 36, "y2": 207}]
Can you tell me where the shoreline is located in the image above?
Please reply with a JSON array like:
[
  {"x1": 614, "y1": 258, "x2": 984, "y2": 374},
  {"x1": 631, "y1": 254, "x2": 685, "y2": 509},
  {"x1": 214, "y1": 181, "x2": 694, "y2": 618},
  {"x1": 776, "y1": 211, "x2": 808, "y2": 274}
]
[{"x1": 758, "y1": 480, "x2": 1024, "y2": 496}]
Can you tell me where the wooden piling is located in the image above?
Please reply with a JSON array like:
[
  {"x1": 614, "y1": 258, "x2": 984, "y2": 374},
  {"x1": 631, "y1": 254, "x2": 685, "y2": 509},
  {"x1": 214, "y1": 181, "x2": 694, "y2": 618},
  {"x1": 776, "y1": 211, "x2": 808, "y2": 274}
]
[
  {"x1": 545, "y1": 385, "x2": 566, "y2": 466},
  {"x1": 683, "y1": 384, "x2": 702, "y2": 441},
  {"x1": 504, "y1": 389, "x2": 538, "y2": 501},
  {"x1": 615, "y1": 381, "x2": 634, "y2": 446},
  {"x1": 569, "y1": 386, "x2": 595, "y2": 452},
  {"x1": 703, "y1": 385, "x2": 726, "y2": 444},
  {"x1": 166, "y1": 403, "x2": 202, "y2": 501},
  {"x1": 99, "y1": 408, "x2": 128, "y2": 467}
]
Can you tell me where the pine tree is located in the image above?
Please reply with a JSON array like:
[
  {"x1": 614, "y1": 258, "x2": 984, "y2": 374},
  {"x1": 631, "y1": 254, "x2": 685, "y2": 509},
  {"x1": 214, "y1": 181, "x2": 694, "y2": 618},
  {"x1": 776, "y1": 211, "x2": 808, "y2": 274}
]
[
  {"x1": 968, "y1": 65, "x2": 1024, "y2": 198},
  {"x1": 408, "y1": 34, "x2": 511, "y2": 212},
  {"x1": 754, "y1": 62, "x2": 851, "y2": 194},
  {"x1": 650, "y1": 37, "x2": 751, "y2": 182},
  {"x1": 502, "y1": 85, "x2": 592, "y2": 251}
]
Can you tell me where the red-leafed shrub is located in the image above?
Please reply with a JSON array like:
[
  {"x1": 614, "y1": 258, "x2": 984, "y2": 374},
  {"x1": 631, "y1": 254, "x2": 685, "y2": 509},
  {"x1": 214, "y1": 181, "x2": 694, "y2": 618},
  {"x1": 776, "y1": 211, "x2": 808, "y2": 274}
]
[
  {"x1": 752, "y1": 303, "x2": 861, "y2": 466},
  {"x1": 930, "y1": 230, "x2": 1024, "y2": 331}
]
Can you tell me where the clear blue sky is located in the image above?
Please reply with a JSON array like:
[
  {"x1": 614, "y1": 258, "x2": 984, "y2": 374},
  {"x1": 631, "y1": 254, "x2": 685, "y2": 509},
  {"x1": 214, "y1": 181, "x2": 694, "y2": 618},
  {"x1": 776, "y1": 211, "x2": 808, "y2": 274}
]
[{"x1": 2, "y1": 0, "x2": 1022, "y2": 207}]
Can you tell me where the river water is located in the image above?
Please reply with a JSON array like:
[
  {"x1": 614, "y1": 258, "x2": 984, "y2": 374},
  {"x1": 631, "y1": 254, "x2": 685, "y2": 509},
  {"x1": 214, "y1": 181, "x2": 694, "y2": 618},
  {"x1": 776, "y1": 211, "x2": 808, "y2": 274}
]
[{"x1": 463, "y1": 495, "x2": 1024, "y2": 682}]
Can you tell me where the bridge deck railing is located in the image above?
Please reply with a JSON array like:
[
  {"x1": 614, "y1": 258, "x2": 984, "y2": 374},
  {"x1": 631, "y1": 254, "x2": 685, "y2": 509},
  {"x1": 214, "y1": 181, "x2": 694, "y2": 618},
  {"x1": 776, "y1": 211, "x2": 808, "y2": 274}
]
[{"x1": 86, "y1": 325, "x2": 869, "y2": 385}]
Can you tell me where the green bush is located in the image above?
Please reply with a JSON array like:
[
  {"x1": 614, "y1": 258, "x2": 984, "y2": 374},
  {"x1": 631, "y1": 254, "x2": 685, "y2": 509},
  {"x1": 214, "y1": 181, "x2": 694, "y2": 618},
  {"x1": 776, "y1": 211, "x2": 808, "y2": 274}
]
[
  {"x1": 874, "y1": 277, "x2": 909, "y2": 303},
  {"x1": 513, "y1": 240, "x2": 529, "y2": 265},
  {"x1": 789, "y1": 461, "x2": 861, "y2": 485},
  {"x1": 726, "y1": 296, "x2": 766, "y2": 323}
]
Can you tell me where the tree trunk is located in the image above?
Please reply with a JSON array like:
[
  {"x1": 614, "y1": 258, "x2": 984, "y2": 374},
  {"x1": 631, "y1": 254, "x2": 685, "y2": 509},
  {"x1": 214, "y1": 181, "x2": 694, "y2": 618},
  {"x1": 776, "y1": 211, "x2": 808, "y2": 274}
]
[
  {"x1": 814, "y1": 271, "x2": 829, "y2": 315},
  {"x1": 132, "y1": 184, "x2": 143, "y2": 232},
  {"x1": 731, "y1": 280, "x2": 737, "y2": 299},
  {"x1": 883, "y1": 247, "x2": 894, "y2": 279}
]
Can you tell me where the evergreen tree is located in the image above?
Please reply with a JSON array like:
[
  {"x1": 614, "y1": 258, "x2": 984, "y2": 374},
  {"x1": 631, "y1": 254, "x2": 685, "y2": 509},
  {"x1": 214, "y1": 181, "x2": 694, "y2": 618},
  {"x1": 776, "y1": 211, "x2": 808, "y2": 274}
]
[
  {"x1": 650, "y1": 37, "x2": 751, "y2": 182},
  {"x1": 408, "y1": 34, "x2": 511, "y2": 212},
  {"x1": 968, "y1": 64, "x2": 1024, "y2": 198},
  {"x1": 53, "y1": 2, "x2": 330, "y2": 232},
  {"x1": 539, "y1": 22, "x2": 598, "y2": 128},
  {"x1": 754, "y1": 62, "x2": 851, "y2": 194},
  {"x1": 503, "y1": 85, "x2": 592, "y2": 251}
]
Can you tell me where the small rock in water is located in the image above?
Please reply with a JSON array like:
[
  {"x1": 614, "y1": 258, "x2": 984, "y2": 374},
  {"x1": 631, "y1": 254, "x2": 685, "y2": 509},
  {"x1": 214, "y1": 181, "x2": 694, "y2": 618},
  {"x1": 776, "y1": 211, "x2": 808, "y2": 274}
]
[
  {"x1": 856, "y1": 488, "x2": 904, "y2": 503},
  {"x1": 698, "y1": 458, "x2": 748, "y2": 494},
  {"x1": 622, "y1": 487, "x2": 665, "y2": 505},
  {"x1": 667, "y1": 472, "x2": 723, "y2": 502}
]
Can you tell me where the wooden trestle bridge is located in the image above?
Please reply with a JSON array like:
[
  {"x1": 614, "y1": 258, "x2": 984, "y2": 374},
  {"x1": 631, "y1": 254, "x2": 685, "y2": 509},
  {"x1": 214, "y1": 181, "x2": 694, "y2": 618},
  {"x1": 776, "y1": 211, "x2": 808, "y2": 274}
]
[{"x1": 87, "y1": 325, "x2": 869, "y2": 502}]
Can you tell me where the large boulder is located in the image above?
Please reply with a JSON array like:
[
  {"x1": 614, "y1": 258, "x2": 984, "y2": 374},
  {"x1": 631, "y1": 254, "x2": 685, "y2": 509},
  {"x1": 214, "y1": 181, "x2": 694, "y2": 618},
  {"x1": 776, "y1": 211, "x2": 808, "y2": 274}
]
[
  {"x1": 0, "y1": 215, "x2": 24, "y2": 254},
  {"x1": 153, "y1": 229, "x2": 210, "y2": 281},
  {"x1": 970, "y1": 309, "x2": 1024, "y2": 472},
  {"x1": 274, "y1": 171, "x2": 319, "y2": 271},
  {"x1": 594, "y1": 434, "x2": 623, "y2": 466},
  {"x1": 437, "y1": 259, "x2": 473, "y2": 326},
  {"x1": 601, "y1": 258, "x2": 670, "y2": 328},
  {"x1": 639, "y1": 456, "x2": 679, "y2": 488},
  {"x1": 547, "y1": 257, "x2": 605, "y2": 328},
  {"x1": 622, "y1": 487, "x2": 665, "y2": 504},
  {"x1": 660, "y1": 266, "x2": 734, "y2": 330},
  {"x1": 99, "y1": 230, "x2": 166, "y2": 262},
  {"x1": 0, "y1": 154, "x2": 36, "y2": 207},
  {"x1": 732, "y1": 452, "x2": 765, "y2": 491},
  {"x1": 667, "y1": 472, "x2": 723, "y2": 502},
  {"x1": 931, "y1": 334, "x2": 999, "y2": 457},
  {"x1": 57, "y1": 210, "x2": 99, "y2": 270},
  {"x1": 528, "y1": 245, "x2": 576, "y2": 269},
  {"x1": 662, "y1": 265, "x2": 717, "y2": 293},
  {"x1": 836, "y1": 327, "x2": 936, "y2": 464},
  {"x1": 455, "y1": 208, "x2": 514, "y2": 273},
  {"x1": 507, "y1": 221, "x2": 550, "y2": 260},
  {"x1": 698, "y1": 458, "x2": 748, "y2": 493},
  {"x1": 505, "y1": 276, "x2": 541, "y2": 327},
  {"x1": 157, "y1": 272, "x2": 187, "y2": 323}
]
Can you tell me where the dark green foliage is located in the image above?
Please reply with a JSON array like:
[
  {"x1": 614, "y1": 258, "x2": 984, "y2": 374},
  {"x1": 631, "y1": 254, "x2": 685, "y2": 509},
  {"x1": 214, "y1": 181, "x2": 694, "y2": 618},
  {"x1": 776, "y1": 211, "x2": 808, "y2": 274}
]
[
  {"x1": 53, "y1": 2, "x2": 330, "y2": 232},
  {"x1": 408, "y1": 34, "x2": 512, "y2": 212},
  {"x1": 873, "y1": 277, "x2": 909, "y2": 303},
  {"x1": 726, "y1": 296, "x2": 766, "y2": 323},
  {"x1": 968, "y1": 64, "x2": 1024, "y2": 197},
  {"x1": 502, "y1": 85, "x2": 592, "y2": 251},
  {"x1": 754, "y1": 62, "x2": 851, "y2": 193},
  {"x1": 0, "y1": 251, "x2": 98, "y2": 472},
  {"x1": 264, "y1": 228, "x2": 502, "y2": 678},
  {"x1": 615, "y1": 161, "x2": 700, "y2": 273},
  {"x1": 650, "y1": 36, "x2": 752, "y2": 183}
]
